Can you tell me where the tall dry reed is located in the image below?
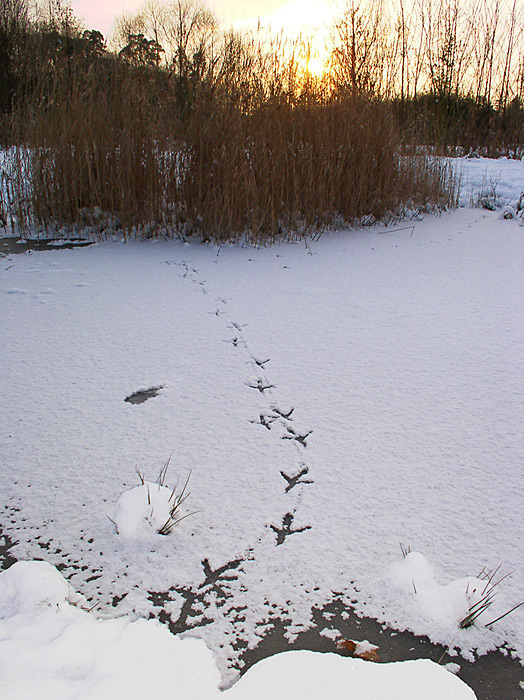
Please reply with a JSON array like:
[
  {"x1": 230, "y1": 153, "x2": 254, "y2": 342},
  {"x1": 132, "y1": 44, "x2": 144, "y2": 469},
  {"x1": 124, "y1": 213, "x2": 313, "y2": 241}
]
[{"x1": 5, "y1": 34, "x2": 457, "y2": 243}]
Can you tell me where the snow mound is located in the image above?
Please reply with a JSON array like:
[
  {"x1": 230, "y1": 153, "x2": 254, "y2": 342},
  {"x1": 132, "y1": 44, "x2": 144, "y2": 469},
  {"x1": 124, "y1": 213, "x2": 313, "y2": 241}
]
[
  {"x1": 0, "y1": 560, "x2": 84, "y2": 616},
  {"x1": 110, "y1": 478, "x2": 194, "y2": 539},
  {"x1": 0, "y1": 562, "x2": 478, "y2": 699},
  {"x1": 390, "y1": 552, "x2": 504, "y2": 630},
  {"x1": 223, "y1": 650, "x2": 477, "y2": 700},
  {"x1": 0, "y1": 561, "x2": 220, "y2": 700}
]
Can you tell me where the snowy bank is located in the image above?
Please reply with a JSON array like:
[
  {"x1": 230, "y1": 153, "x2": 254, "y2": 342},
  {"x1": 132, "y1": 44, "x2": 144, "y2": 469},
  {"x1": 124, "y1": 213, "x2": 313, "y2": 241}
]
[{"x1": 0, "y1": 561, "x2": 477, "y2": 699}]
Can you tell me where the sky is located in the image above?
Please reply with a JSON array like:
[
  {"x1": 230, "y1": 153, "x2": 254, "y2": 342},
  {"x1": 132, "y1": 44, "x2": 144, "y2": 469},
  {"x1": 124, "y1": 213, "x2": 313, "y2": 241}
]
[{"x1": 69, "y1": 0, "x2": 337, "y2": 40}]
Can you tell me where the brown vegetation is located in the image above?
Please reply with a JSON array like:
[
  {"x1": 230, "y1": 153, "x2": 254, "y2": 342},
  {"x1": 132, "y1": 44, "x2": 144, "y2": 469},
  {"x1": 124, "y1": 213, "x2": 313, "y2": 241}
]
[{"x1": 1, "y1": 0, "x2": 522, "y2": 243}]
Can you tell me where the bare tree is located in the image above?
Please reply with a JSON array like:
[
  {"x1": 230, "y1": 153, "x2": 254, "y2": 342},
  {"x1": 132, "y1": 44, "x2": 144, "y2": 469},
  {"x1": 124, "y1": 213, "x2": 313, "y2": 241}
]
[{"x1": 329, "y1": 0, "x2": 387, "y2": 96}]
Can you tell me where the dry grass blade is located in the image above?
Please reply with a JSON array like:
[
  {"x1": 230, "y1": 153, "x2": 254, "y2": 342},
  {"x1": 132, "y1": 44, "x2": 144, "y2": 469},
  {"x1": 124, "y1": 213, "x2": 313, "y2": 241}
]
[
  {"x1": 484, "y1": 600, "x2": 524, "y2": 628},
  {"x1": 400, "y1": 542, "x2": 411, "y2": 558},
  {"x1": 157, "y1": 453, "x2": 173, "y2": 487},
  {"x1": 157, "y1": 470, "x2": 197, "y2": 536},
  {"x1": 158, "y1": 510, "x2": 199, "y2": 536},
  {"x1": 460, "y1": 565, "x2": 518, "y2": 629}
]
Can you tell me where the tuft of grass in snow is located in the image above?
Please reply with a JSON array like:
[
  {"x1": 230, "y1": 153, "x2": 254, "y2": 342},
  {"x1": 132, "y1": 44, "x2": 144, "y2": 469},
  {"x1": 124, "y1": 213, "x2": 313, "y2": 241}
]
[
  {"x1": 460, "y1": 565, "x2": 524, "y2": 629},
  {"x1": 156, "y1": 462, "x2": 196, "y2": 536},
  {"x1": 111, "y1": 456, "x2": 198, "y2": 538},
  {"x1": 471, "y1": 172, "x2": 506, "y2": 211}
]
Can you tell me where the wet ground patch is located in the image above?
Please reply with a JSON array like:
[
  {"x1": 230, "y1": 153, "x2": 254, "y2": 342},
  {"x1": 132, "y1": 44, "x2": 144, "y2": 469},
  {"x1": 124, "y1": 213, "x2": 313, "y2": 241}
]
[
  {"x1": 0, "y1": 236, "x2": 93, "y2": 257},
  {"x1": 239, "y1": 598, "x2": 524, "y2": 700}
]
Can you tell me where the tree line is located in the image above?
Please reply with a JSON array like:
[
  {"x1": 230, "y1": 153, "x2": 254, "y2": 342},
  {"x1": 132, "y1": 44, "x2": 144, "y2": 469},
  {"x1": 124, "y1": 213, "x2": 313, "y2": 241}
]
[{"x1": 1, "y1": 0, "x2": 523, "y2": 153}]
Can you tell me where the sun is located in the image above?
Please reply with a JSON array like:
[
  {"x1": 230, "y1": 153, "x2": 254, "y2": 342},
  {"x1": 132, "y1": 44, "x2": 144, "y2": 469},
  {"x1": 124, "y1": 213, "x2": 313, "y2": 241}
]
[
  {"x1": 270, "y1": 0, "x2": 332, "y2": 78},
  {"x1": 304, "y1": 53, "x2": 327, "y2": 78},
  {"x1": 232, "y1": 0, "x2": 333, "y2": 78}
]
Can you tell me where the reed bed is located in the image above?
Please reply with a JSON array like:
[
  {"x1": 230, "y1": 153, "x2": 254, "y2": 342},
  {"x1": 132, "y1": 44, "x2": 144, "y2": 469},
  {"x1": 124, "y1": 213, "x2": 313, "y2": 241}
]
[{"x1": 3, "y1": 19, "x2": 458, "y2": 244}]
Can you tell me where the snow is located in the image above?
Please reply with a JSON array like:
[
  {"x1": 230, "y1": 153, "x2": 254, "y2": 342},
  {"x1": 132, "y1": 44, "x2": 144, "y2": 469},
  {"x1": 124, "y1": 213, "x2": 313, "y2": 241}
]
[
  {"x1": 225, "y1": 650, "x2": 477, "y2": 700},
  {"x1": 0, "y1": 561, "x2": 477, "y2": 699},
  {"x1": 457, "y1": 155, "x2": 524, "y2": 209},
  {"x1": 389, "y1": 552, "x2": 503, "y2": 631},
  {"x1": 0, "y1": 562, "x2": 220, "y2": 700},
  {"x1": 1, "y1": 155, "x2": 523, "y2": 694},
  {"x1": 110, "y1": 471, "x2": 195, "y2": 538}
]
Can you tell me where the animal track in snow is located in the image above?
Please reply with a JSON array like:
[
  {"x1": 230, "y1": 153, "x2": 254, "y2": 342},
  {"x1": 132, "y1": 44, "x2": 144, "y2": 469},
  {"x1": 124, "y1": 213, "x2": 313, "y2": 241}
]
[
  {"x1": 270, "y1": 512, "x2": 312, "y2": 546},
  {"x1": 249, "y1": 413, "x2": 278, "y2": 430},
  {"x1": 247, "y1": 378, "x2": 275, "y2": 394},
  {"x1": 164, "y1": 257, "x2": 316, "y2": 630},
  {"x1": 272, "y1": 406, "x2": 294, "y2": 420},
  {"x1": 253, "y1": 358, "x2": 270, "y2": 369},
  {"x1": 224, "y1": 337, "x2": 246, "y2": 348},
  {"x1": 280, "y1": 467, "x2": 314, "y2": 493},
  {"x1": 282, "y1": 426, "x2": 312, "y2": 447}
]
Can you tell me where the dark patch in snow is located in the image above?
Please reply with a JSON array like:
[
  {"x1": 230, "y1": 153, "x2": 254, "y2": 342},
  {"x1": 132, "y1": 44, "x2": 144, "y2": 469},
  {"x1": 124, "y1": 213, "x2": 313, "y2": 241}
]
[
  {"x1": 0, "y1": 237, "x2": 93, "y2": 257},
  {"x1": 124, "y1": 385, "x2": 165, "y2": 405},
  {"x1": 0, "y1": 527, "x2": 17, "y2": 570},
  {"x1": 112, "y1": 593, "x2": 128, "y2": 607},
  {"x1": 239, "y1": 597, "x2": 524, "y2": 700},
  {"x1": 148, "y1": 557, "x2": 246, "y2": 635},
  {"x1": 199, "y1": 558, "x2": 244, "y2": 590}
]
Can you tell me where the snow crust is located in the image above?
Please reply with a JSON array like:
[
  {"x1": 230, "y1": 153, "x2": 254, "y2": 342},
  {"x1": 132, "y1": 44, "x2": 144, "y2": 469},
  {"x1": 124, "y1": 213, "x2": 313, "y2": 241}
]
[
  {"x1": 0, "y1": 561, "x2": 477, "y2": 699},
  {"x1": 1, "y1": 156, "x2": 523, "y2": 684}
]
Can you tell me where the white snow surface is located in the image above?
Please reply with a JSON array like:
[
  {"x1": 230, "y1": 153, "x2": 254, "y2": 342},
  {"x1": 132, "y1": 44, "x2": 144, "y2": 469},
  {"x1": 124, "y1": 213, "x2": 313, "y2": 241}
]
[
  {"x1": 1, "y1": 156, "x2": 523, "y2": 683},
  {"x1": 0, "y1": 561, "x2": 220, "y2": 699},
  {"x1": 0, "y1": 561, "x2": 477, "y2": 699},
  {"x1": 457, "y1": 155, "x2": 524, "y2": 208},
  {"x1": 390, "y1": 552, "x2": 501, "y2": 630}
]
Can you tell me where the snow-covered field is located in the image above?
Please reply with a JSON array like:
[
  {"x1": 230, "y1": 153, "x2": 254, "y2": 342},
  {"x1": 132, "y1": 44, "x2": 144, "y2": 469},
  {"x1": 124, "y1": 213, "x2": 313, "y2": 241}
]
[{"x1": 1, "y1": 156, "x2": 523, "y2": 697}]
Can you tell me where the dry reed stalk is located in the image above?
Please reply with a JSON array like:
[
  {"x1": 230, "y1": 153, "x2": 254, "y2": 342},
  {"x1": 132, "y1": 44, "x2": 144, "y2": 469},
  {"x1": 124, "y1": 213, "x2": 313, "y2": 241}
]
[{"x1": 5, "y1": 25, "x2": 458, "y2": 243}]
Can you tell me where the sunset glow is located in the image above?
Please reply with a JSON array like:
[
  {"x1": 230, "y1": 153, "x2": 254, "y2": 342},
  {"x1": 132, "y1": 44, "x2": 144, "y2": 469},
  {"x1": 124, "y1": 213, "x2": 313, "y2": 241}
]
[
  {"x1": 70, "y1": 0, "x2": 335, "y2": 47},
  {"x1": 234, "y1": 0, "x2": 334, "y2": 80},
  {"x1": 304, "y1": 52, "x2": 327, "y2": 78}
]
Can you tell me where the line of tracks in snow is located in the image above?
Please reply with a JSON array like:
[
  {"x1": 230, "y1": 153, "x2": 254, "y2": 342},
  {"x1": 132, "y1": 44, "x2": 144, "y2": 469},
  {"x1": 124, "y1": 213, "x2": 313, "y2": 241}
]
[{"x1": 152, "y1": 258, "x2": 319, "y2": 664}]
